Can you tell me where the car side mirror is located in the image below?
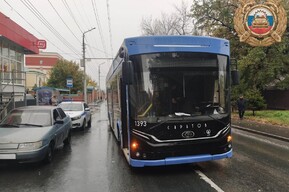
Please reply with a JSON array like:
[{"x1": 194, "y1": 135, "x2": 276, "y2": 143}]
[{"x1": 54, "y1": 120, "x2": 64, "y2": 125}]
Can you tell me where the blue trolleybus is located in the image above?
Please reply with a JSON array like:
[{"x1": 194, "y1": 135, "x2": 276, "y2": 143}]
[{"x1": 106, "y1": 36, "x2": 236, "y2": 167}]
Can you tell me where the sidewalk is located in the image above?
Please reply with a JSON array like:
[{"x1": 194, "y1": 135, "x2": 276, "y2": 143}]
[{"x1": 232, "y1": 117, "x2": 289, "y2": 142}]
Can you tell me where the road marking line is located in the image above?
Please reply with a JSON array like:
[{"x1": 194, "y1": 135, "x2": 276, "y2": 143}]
[{"x1": 195, "y1": 170, "x2": 224, "y2": 192}]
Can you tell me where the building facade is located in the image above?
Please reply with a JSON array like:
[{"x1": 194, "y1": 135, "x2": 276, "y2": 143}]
[
  {"x1": 25, "y1": 69, "x2": 47, "y2": 91},
  {"x1": 25, "y1": 52, "x2": 63, "y2": 90},
  {"x1": 0, "y1": 12, "x2": 40, "y2": 102}
]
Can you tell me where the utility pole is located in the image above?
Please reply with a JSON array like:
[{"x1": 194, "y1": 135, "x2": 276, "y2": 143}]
[
  {"x1": 98, "y1": 62, "x2": 105, "y2": 90},
  {"x1": 82, "y1": 27, "x2": 96, "y2": 103}
]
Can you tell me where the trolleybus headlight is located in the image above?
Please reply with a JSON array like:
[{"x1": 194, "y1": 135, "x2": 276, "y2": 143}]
[{"x1": 227, "y1": 135, "x2": 232, "y2": 142}]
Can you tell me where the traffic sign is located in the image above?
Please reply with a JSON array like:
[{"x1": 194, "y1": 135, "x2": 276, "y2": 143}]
[{"x1": 66, "y1": 78, "x2": 73, "y2": 88}]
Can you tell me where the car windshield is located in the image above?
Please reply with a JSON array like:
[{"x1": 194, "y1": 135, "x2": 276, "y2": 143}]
[
  {"x1": 0, "y1": 109, "x2": 51, "y2": 127},
  {"x1": 59, "y1": 103, "x2": 83, "y2": 111}
]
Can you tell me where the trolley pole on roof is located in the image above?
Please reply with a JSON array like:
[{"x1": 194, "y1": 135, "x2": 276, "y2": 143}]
[{"x1": 82, "y1": 27, "x2": 96, "y2": 103}]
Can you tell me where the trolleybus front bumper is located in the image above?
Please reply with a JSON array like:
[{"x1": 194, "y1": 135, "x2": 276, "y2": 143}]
[{"x1": 129, "y1": 149, "x2": 232, "y2": 167}]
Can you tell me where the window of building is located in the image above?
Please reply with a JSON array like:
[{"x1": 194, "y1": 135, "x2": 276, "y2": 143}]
[
  {"x1": 0, "y1": 40, "x2": 2, "y2": 55},
  {"x1": 2, "y1": 41, "x2": 9, "y2": 58},
  {"x1": 16, "y1": 48, "x2": 23, "y2": 62},
  {"x1": 10, "y1": 46, "x2": 16, "y2": 60},
  {"x1": 3, "y1": 58, "x2": 9, "y2": 83},
  {"x1": 0, "y1": 40, "x2": 25, "y2": 85}
]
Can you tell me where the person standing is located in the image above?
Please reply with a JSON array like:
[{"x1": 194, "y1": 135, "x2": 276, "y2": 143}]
[
  {"x1": 49, "y1": 95, "x2": 58, "y2": 106},
  {"x1": 237, "y1": 95, "x2": 246, "y2": 119}
]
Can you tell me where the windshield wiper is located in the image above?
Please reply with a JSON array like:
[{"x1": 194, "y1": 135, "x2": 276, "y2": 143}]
[
  {"x1": 149, "y1": 119, "x2": 177, "y2": 130},
  {"x1": 174, "y1": 112, "x2": 191, "y2": 117},
  {"x1": 16, "y1": 123, "x2": 43, "y2": 127},
  {"x1": 0, "y1": 124, "x2": 19, "y2": 128},
  {"x1": 169, "y1": 113, "x2": 199, "y2": 118}
]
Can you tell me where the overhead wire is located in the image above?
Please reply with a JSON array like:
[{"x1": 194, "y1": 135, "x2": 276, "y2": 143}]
[
  {"x1": 71, "y1": 0, "x2": 101, "y2": 58},
  {"x1": 55, "y1": 0, "x2": 95, "y2": 58},
  {"x1": 61, "y1": 0, "x2": 83, "y2": 34},
  {"x1": 86, "y1": 45, "x2": 108, "y2": 56},
  {"x1": 63, "y1": 0, "x2": 96, "y2": 58},
  {"x1": 91, "y1": 0, "x2": 107, "y2": 57},
  {"x1": 48, "y1": 0, "x2": 81, "y2": 44},
  {"x1": 24, "y1": 0, "x2": 80, "y2": 54},
  {"x1": 4, "y1": 0, "x2": 113, "y2": 60},
  {"x1": 71, "y1": 0, "x2": 89, "y2": 32},
  {"x1": 3, "y1": 0, "x2": 80, "y2": 59},
  {"x1": 20, "y1": 0, "x2": 81, "y2": 56},
  {"x1": 106, "y1": 0, "x2": 114, "y2": 57}
]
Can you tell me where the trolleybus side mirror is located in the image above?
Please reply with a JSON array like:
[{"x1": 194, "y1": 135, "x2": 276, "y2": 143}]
[
  {"x1": 123, "y1": 61, "x2": 133, "y2": 85},
  {"x1": 119, "y1": 50, "x2": 125, "y2": 58}
]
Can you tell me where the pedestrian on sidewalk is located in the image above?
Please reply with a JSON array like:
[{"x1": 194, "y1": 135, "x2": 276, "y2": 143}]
[{"x1": 236, "y1": 95, "x2": 246, "y2": 119}]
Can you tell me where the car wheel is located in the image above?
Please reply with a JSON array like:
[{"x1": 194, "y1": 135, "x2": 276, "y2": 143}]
[
  {"x1": 81, "y1": 119, "x2": 86, "y2": 130},
  {"x1": 63, "y1": 130, "x2": 71, "y2": 145},
  {"x1": 43, "y1": 143, "x2": 54, "y2": 164},
  {"x1": 87, "y1": 117, "x2": 92, "y2": 128}
]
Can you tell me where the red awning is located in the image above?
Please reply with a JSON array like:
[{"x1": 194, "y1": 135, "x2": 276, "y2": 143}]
[{"x1": 0, "y1": 12, "x2": 40, "y2": 54}]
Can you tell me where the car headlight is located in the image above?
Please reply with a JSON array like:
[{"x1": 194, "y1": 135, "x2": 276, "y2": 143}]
[
  {"x1": 18, "y1": 141, "x2": 43, "y2": 150},
  {"x1": 71, "y1": 115, "x2": 81, "y2": 120}
]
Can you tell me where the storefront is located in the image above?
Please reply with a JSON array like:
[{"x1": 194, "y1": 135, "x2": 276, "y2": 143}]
[{"x1": 0, "y1": 11, "x2": 41, "y2": 103}]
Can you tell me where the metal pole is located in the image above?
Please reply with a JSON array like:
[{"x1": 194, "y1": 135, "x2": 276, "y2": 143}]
[
  {"x1": 98, "y1": 62, "x2": 105, "y2": 101},
  {"x1": 83, "y1": 33, "x2": 86, "y2": 103},
  {"x1": 0, "y1": 65, "x2": 2, "y2": 104},
  {"x1": 82, "y1": 27, "x2": 96, "y2": 104},
  {"x1": 98, "y1": 65, "x2": 100, "y2": 91},
  {"x1": 12, "y1": 70, "x2": 15, "y2": 109},
  {"x1": 98, "y1": 62, "x2": 105, "y2": 91}
]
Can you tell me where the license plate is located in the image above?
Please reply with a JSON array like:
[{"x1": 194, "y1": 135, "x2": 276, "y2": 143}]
[{"x1": 0, "y1": 154, "x2": 16, "y2": 159}]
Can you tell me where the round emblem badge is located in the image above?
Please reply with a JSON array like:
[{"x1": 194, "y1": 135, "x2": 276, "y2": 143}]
[
  {"x1": 234, "y1": 0, "x2": 287, "y2": 47},
  {"x1": 246, "y1": 6, "x2": 275, "y2": 36}
]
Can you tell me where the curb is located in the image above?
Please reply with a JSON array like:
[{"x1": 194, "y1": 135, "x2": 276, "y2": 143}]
[{"x1": 232, "y1": 124, "x2": 289, "y2": 143}]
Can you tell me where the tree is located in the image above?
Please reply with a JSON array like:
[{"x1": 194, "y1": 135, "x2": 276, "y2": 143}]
[
  {"x1": 87, "y1": 78, "x2": 97, "y2": 87},
  {"x1": 191, "y1": 0, "x2": 289, "y2": 105},
  {"x1": 140, "y1": 1, "x2": 197, "y2": 35},
  {"x1": 244, "y1": 89, "x2": 266, "y2": 115},
  {"x1": 191, "y1": 0, "x2": 238, "y2": 36},
  {"x1": 47, "y1": 60, "x2": 84, "y2": 93}
]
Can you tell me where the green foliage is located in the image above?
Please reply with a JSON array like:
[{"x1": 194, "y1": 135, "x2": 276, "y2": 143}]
[
  {"x1": 191, "y1": 0, "x2": 237, "y2": 36},
  {"x1": 239, "y1": 110, "x2": 289, "y2": 126},
  {"x1": 244, "y1": 89, "x2": 266, "y2": 111},
  {"x1": 191, "y1": 0, "x2": 289, "y2": 108},
  {"x1": 88, "y1": 79, "x2": 97, "y2": 87},
  {"x1": 47, "y1": 60, "x2": 84, "y2": 94}
]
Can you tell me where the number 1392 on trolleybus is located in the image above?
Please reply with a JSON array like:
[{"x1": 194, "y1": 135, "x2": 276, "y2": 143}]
[{"x1": 106, "y1": 36, "x2": 239, "y2": 167}]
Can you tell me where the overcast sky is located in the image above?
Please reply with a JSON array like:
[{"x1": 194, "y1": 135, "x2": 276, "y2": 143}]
[{"x1": 0, "y1": 0, "x2": 189, "y2": 89}]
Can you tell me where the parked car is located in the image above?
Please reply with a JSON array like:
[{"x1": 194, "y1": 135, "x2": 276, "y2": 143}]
[
  {"x1": 0, "y1": 106, "x2": 72, "y2": 164},
  {"x1": 58, "y1": 101, "x2": 92, "y2": 130}
]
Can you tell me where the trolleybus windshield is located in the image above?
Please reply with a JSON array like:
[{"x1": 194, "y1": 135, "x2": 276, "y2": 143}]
[{"x1": 129, "y1": 52, "x2": 229, "y2": 123}]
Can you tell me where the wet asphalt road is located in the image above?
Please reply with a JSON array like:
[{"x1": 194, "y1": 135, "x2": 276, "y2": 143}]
[{"x1": 1, "y1": 102, "x2": 289, "y2": 192}]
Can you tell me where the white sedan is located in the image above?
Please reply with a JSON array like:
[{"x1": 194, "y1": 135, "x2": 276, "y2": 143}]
[{"x1": 58, "y1": 101, "x2": 92, "y2": 130}]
